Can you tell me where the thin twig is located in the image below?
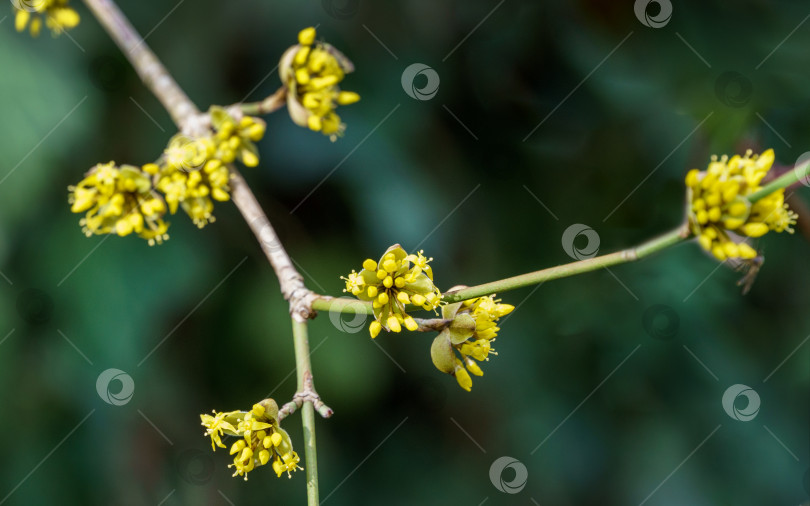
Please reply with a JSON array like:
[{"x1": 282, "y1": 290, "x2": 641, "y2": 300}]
[
  {"x1": 443, "y1": 224, "x2": 690, "y2": 303},
  {"x1": 239, "y1": 87, "x2": 287, "y2": 116}
]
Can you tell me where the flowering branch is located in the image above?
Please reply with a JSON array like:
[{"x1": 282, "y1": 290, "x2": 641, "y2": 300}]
[
  {"x1": 316, "y1": 154, "x2": 809, "y2": 312},
  {"x1": 81, "y1": 0, "x2": 326, "y2": 499}
]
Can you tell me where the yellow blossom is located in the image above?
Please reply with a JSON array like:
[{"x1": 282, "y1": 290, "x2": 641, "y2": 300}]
[
  {"x1": 68, "y1": 162, "x2": 169, "y2": 245},
  {"x1": 200, "y1": 399, "x2": 302, "y2": 481},
  {"x1": 342, "y1": 245, "x2": 442, "y2": 337},
  {"x1": 14, "y1": 0, "x2": 79, "y2": 37},
  {"x1": 430, "y1": 293, "x2": 514, "y2": 391},
  {"x1": 280, "y1": 27, "x2": 360, "y2": 141},
  {"x1": 685, "y1": 149, "x2": 797, "y2": 261}
]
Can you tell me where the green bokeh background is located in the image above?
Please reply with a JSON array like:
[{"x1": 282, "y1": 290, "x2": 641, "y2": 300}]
[{"x1": 1, "y1": 1, "x2": 809, "y2": 504}]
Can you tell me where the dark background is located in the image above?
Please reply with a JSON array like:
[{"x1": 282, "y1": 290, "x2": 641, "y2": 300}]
[{"x1": 1, "y1": 0, "x2": 809, "y2": 504}]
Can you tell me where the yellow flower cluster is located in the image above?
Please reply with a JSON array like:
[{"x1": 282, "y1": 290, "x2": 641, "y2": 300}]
[
  {"x1": 14, "y1": 0, "x2": 79, "y2": 37},
  {"x1": 68, "y1": 162, "x2": 169, "y2": 245},
  {"x1": 200, "y1": 399, "x2": 302, "y2": 480},
  {"x1": 280, "y1": 27, "x2": 360, "y2": 140},
  {"x1": 209, "y1": 107, "x2": 265, "y2": 168},
  {"x1": 69, "y1": 108, "x2": 266, "y2": 242},
  {"x1": 430, "y1": 295, "x2": 514, "y2": 391},
  {"x1": 685, "y1": 149, "x2": 797, "y2": 261},
  {"x1": 343, "y1": 245, "x2": 441, "y2": 338},
  {"x1": 154, "y1": 136, "x2": 228, "y2": 229}
]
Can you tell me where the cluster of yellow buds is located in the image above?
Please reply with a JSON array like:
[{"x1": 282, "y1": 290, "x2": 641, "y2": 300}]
[
  {"x1": 430, "y1": 294, "x2": 514, "y2": 391},
  {"x1": 13, "y1": 0, "x2": 79, "y2": 37},
  {"x1": 685, "y1": 149, "x2": 797, "y2": 261},
  {"x1": 342, "y1": 245, "x2": 442, "y2": 338},
  {"x1": 68, "y1": 162, "x2": 169, "y2": 245},
  {"x1": 200, "y1": 399, "x2": 302, "y2": 480},
  {"x1": 69, "y1": 108, "x2": 266, "y2": 242},
  {"x1": 280, "y1": 27, "x2": 360, "y2": 140},
  {"x1": 209, "y1": 107, "x2": 265, "y2": 168}
]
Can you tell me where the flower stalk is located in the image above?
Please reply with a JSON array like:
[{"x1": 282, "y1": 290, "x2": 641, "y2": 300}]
[
  {"x1": 747, "y1": 157, "x2": 810, "y2": 202},
  {"x1": 292, "y1": 319, "x2": 320, "y2": 506}
]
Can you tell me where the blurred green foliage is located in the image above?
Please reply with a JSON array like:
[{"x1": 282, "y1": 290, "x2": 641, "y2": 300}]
[{"x1": 1, "y1": 1, "x2": 809, "y2": 504}]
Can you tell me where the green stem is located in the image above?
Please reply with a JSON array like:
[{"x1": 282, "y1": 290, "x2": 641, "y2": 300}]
[
  {"x1": 311, "y1": 296, "x2": 373, "y2": 314},
  {"x1": 239, "y1": 87, "x2": 287, "y2": 116},
  {"x1": 747, "y1": 159, "x2": 810, "y2": 202},
  {"x1": 292, "y1": 319, "x2": 319, "y2": 506},
  {"x1": 442, "y1": 224, "x2": 690, "y2": 303}
]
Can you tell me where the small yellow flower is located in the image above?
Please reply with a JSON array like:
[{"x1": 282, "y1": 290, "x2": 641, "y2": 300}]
[
  {"x1": 280, "y1": 27, "x2": 360, "y2": 141},
  {"x1": 200, "y1": 411, "x2": 238, "y2": 451},
  {"x1": 430, "y1": 294, "x2": 514, "y2": 391},
  {"x1": 14, "y1": 0, "x2": 79, "y2": 37},
  {"x1": 200, "y1": 399, "x2": 302, "y2": 481},
  {"x1": 685, "y1": 149, "x2": 797, "y2": 261},
  {"x1": 342, "y1": 245, "x2": 442, "y2": 337},
  {"x1": 68, "y1": 162, "x2": 169, "y2": 245}
]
